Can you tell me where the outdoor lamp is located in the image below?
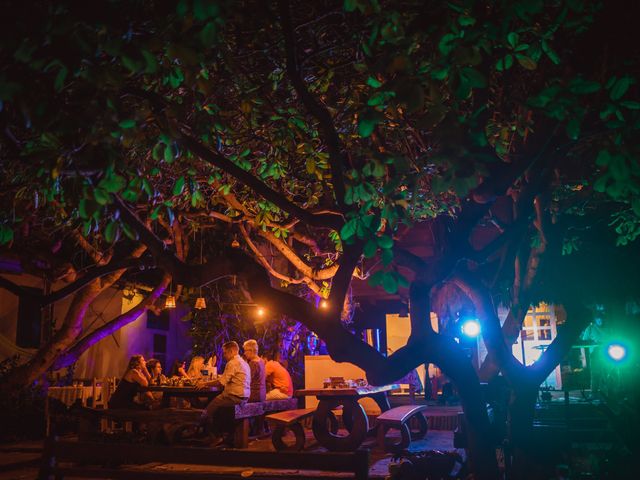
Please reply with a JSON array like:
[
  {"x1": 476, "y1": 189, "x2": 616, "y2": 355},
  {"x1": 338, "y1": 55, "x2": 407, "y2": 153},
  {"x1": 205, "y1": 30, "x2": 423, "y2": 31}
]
[
  {"x1": 461, "y1": 319, "x2": 481, "y2": 338},
  {"x1": 256, "y1": 306, "x2": 265, "y2": 317},
  {"x1": 164, "y1": 295, "x2": 176, "y2": 309},
  {"x1": 606, "y1": 342, "x2": 627, "y2": 363},
  {"x1": 194, "y1": 296, "x2": 207, "y2": 309},
  {"x1": 319, "y1": 299, "x2": 329, "y2": 309}
]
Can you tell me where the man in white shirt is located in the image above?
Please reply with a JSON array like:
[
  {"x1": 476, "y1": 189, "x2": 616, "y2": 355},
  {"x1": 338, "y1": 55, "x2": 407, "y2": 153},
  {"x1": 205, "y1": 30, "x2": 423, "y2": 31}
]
[{"x1": 199, "y1": 341, "x2": 250, "y2": 443}]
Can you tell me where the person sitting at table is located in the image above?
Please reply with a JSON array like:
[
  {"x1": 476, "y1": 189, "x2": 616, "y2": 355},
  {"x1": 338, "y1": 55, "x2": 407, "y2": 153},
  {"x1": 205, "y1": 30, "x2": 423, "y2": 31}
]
[
  {"x1": 199, "y1": 341, "x2": 250, "y2": 446},
  {"x1": 146, "y1": 358, "x2": 168, "y2": 386},
  {"x1": 109, "y1": 355, "x2": 154, "y2": 409},
  {"x1": 170, "y1": 359, "x2": 188, "y2": 378},
  {"x1": 265, "y1": 356, "x2": 293, "y2": 400},
  {"x1": 186, "y1": 355, "x2": 205, "y2": 379},
  {"x1": 242, "y1": 339, "x2": 266, "y2": 403}
]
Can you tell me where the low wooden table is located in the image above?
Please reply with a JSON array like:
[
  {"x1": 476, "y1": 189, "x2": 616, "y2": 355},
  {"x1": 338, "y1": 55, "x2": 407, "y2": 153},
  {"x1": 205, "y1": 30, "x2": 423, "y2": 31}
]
[
  {"x1": 295, "y1": 384, "x2": 399, "y2": 451},
  {"x1": 141, "y1": 385, "x2": 221, "y2": 408}
]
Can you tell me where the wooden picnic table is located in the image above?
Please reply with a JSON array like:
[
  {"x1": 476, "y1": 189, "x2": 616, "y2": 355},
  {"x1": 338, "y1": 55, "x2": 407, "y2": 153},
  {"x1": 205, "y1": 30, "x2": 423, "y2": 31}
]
[
  {"x1": 295, "y1": 384, "x2": 399, "y2": 452},
  {"x1": 140, "y1": 385, "x2": 221, "y2": 408}
]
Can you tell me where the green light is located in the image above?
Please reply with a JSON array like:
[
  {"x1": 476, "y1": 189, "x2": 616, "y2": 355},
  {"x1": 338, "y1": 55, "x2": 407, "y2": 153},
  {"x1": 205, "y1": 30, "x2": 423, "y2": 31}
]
[
  {"x1": 461, "y1": 319, "x2": 481, "y2": 338},
  {"x1": 607, "y1": 343, "x2": 627, "y2": 362}
]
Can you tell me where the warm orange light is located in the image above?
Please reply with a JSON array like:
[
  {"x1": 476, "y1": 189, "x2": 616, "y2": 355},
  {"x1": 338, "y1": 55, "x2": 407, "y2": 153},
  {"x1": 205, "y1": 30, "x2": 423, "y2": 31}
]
[
  {"x1": 164, "y1": 295, "x2": 176, "y2": 309},
  {"x1": 319, "y1": 300, "x2": 329, "y2": 309},
  {"x1": 231, "y1": 238, "x2": 240, "y2": 248},
  {"x1": 256, "y1": 306, "x2": 265, "y2": 317},
  {"x1": 194, "y1": 297, "x2": 207, "y2": 309}
]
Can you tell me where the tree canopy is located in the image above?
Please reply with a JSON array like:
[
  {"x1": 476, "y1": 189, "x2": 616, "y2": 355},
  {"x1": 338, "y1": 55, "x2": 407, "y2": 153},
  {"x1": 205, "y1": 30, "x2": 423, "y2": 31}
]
[{"x1": 1, "y1": 1, "x2": 639, "y2": 477}]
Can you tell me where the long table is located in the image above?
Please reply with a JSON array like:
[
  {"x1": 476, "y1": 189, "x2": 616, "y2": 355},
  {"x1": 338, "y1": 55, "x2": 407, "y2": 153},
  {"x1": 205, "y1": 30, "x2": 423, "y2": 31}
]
[
  {"x1": 140, "y1": 385, "x2": 220, "y2": 408},
  {"x1": 295, "y1": 384, "x2": 399, "y2": 451}
]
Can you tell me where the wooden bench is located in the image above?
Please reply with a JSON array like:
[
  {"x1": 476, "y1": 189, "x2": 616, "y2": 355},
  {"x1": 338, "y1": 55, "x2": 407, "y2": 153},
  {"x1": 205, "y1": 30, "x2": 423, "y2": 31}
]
[
  {"x1": 38, "y1": 439, "x2": 370, "y2": 479},
  {"x1": 265, "y1": 408, "x2": 315, "y2": 451},
  {"x1": 70, "y1": 400, "x2": 298, "y2": 449},
  {"x1": 376, "y1": 405, "x2": 428, "y2": 452}
]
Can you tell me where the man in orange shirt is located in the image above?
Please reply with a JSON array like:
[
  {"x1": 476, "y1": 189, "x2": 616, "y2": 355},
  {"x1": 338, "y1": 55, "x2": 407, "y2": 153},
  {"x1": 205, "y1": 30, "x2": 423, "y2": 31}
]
[{"x1": 265, "y1": 358, "x2": 293, "y2": 400}]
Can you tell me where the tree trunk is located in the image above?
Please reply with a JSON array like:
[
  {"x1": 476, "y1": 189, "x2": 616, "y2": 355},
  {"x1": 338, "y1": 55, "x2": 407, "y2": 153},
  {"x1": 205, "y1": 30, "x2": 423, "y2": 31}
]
[
  {"x1": 507, "y1": 384, "x2": 539, "y2": 480},
  {"x1": 1, "y1": 281, "x2": 102, "y2": 394}
]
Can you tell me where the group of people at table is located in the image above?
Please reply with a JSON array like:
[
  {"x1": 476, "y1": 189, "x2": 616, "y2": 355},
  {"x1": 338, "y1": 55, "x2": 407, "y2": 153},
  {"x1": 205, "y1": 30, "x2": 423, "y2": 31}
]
[{"x1": 108, "y1": 340, "x2": 294, "y2": 445}]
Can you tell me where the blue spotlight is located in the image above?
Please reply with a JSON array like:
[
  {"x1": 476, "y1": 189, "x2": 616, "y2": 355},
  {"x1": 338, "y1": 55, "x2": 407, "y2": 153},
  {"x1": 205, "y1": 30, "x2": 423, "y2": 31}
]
[{"x1": 461, "y1": 319, "x2": 481, "y2": 338}]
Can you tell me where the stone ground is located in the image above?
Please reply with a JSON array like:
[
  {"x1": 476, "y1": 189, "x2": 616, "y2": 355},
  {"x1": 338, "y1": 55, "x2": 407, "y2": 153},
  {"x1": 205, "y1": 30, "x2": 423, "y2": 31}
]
[{"x1": 0, "y1": 428, "x2": 459, "y2": 479}]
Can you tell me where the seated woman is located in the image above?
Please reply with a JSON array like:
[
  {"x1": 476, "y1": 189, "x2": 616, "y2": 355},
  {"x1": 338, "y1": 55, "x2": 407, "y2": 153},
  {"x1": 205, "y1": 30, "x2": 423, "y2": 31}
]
[
  {"x1": 170, "y1": 359, "x2": 188, "y2": 378},
  {"x1": 146, "y1": 358, "x2": 168, "y2": 386},
  {"x1": 186, "y1": 356, "x2": 205, "y2": 380},
  {"x1": 109, "y1": 355, "x2": 154, "y2": 409}
]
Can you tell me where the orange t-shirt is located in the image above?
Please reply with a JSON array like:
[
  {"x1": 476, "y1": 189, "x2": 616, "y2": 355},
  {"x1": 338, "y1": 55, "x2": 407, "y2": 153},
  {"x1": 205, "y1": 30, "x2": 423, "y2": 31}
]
[{"x1": 265, "y1": 360, "x2": 293, "y2": 396}]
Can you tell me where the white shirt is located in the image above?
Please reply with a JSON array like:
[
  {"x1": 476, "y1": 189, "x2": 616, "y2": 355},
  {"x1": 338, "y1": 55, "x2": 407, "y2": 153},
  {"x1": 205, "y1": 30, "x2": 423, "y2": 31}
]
[{"x1": 218, "y1": 354, "x2": 250, "y2": 398}]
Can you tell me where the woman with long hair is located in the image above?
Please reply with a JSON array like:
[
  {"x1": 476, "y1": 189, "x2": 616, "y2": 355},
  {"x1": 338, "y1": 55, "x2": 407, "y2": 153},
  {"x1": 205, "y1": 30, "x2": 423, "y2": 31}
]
[{"x1": 109, "y1": 355, "x2": 153, "y2": 409}]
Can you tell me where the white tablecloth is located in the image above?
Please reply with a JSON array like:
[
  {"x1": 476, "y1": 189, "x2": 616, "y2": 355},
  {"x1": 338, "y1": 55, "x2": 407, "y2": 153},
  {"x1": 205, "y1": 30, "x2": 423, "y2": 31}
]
[{"x1": 47, "y1": 386, "x2": 101, "y2": 407}]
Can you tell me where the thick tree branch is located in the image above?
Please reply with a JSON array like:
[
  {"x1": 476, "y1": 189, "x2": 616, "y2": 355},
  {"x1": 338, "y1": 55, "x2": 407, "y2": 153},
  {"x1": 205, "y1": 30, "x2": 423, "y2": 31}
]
[
  {"x1": 122, "y1": 87, "x2": 343, "y2": 231},
  {"x1": 54, "y1": 274, "x2": 171, "y2": 369},
  {"x1": 278, "y1": 0, "x2": 348, "y2": 212}
]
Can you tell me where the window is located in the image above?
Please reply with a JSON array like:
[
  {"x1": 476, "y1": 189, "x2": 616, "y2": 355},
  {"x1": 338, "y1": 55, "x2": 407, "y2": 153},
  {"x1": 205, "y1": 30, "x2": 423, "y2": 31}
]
[
  {"x1": 147, "y1": 310, "x2": 170, "y2": 330},
  {"x1": 521, "y1": 305, "x2": 556, "y2": 343}
]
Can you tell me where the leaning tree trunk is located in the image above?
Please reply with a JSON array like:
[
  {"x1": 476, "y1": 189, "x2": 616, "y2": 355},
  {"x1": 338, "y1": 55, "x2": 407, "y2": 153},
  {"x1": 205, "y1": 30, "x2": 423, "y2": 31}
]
[{"x1": 1, "y1": 281, "x2": 102, "y2": 394}]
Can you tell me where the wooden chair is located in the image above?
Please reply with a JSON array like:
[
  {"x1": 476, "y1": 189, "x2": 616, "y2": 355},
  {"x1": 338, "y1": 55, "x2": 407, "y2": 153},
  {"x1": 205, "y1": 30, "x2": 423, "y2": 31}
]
[{"x1": 91, "y1": 377, "x2": 116, "y2": 431}]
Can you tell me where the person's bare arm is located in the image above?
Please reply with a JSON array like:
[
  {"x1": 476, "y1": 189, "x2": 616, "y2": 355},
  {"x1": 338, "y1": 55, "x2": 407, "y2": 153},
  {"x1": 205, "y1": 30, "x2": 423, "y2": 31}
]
[{"x1": 131, "y1": 368, "x2": 149, "y2": 387}]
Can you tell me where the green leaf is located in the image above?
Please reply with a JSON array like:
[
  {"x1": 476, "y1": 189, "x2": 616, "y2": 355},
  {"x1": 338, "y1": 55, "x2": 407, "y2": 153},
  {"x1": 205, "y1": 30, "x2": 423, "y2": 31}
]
[
  {"x1": 568, "y1": 78, "x2": 600, "y2": 95},
  {"x1": 382, "y1": 272, "x2": 398, "y2": 294},
  {"x1": 200, "y1": 22, "x2": 217, "y2": 46},
  {"x1": 541, "y1": 40, "x2": 560, "y2": 64},
  {"x1": 368, "y1": 270, "x2": 385, "y2": 287},
  {"x1": 566, "y1": 118, "x2": 580, "y2": 140},
  {"x1": 595, "y1": 150, "x2": 610, "y2": 166},
  {"x1": 363, "y1": 239, "x2": 378, "y2": 258},
  {"x1": 367, "y1": 76, "x2": 383, "y2": 88},
  {"x1": 376, "y1": 234, "x2": 394, "y2": 249},
  {"x1": 381, "y1": 248, "x2": 393, "y2": 266},
  {"x1": 172, "y1": 176, "x2": 186, "y2": 196},
  {"x1": 0, "y1": 225, "x2": 14, "y2": 245},
  {"x1": 104, "y1": 221, "x2": 119, "y2": 243},
  {"x1": 98, "y1": 174, "x2": 127, "y2": 193},
  {"x1": 620, "y1": 100, "x2": 640, "y2": 110},
  {"x1": 458, "y1": 15, "x2": 476, "y2": 26},
  {"x1": 164, "y1": 144, "x2": 174, "y2": 163},
  {"x1": 344, "y1": 0, "x2": 357, "y2": 12},
  {"x1": 460, "y1": 67, "x2": 487, "y2": 88},
  {"x1": 340, "y1": 218, "x2": 358, "y2": 241},
  {"x1": 438, "y1": 33, "x2": 458, "y2": 56},
  {"x1": 516, "y1": 54, "x2": 537, "y2": 70},
  {"x1": 507, "y1": 32, "x2": 519, "y2": 48},
  {"x1": 93, "y1": 188, "x2": 110, "y2": 205},
  {"x1": 121, "y1": 222, "x2": 139, "y2": 241},
  {"x1": 54, "y1": 65, "x2": 68, "y2": 92},
  {"x1": 141, "y1": 50, "x2": 158, "y2": 73},
  {"x1": 118, "y1": 119, "x2": 136, "y2": 129},
  {"x1": 358, "y1": 110, "x2": 384, "y2": 138},
  {"x1": 610, "y1": 76, "x2": 634, "y2": 100}
]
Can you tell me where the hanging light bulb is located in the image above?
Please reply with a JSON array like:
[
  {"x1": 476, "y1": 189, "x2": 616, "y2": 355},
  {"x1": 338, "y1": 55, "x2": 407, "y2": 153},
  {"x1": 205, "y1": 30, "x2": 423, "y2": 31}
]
[
  {"x1": 194, "y1": 233, "x2": 207, "y2": 310},
  {"x1": 165, "y1": 281, "x2": 176, "y2": 309},
  {"x1": 231, "y1": 236, "x2": 240, "y2": 248},
  {"x1": 164, "y1": 294, "x2": 176, "y2": 309},
  {"x1": 195, "y1": 296, "x2": 207, "y2": 309}
]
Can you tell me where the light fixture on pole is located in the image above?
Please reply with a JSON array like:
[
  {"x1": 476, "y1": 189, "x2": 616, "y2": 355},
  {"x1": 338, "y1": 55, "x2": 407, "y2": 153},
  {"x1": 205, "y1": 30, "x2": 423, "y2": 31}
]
[
  {"x1": 165, "y1": 281, "x2": 176, "y2": 309},
  {"x1": 195, "y1": 232, "x2": 207, "y2": 310}
]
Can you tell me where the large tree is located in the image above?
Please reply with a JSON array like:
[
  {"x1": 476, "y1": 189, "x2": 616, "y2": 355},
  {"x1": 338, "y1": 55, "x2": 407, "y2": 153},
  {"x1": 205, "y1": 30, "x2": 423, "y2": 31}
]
[{"x1": 1, "y1": 1, "x2": 639, "y2": 477}]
